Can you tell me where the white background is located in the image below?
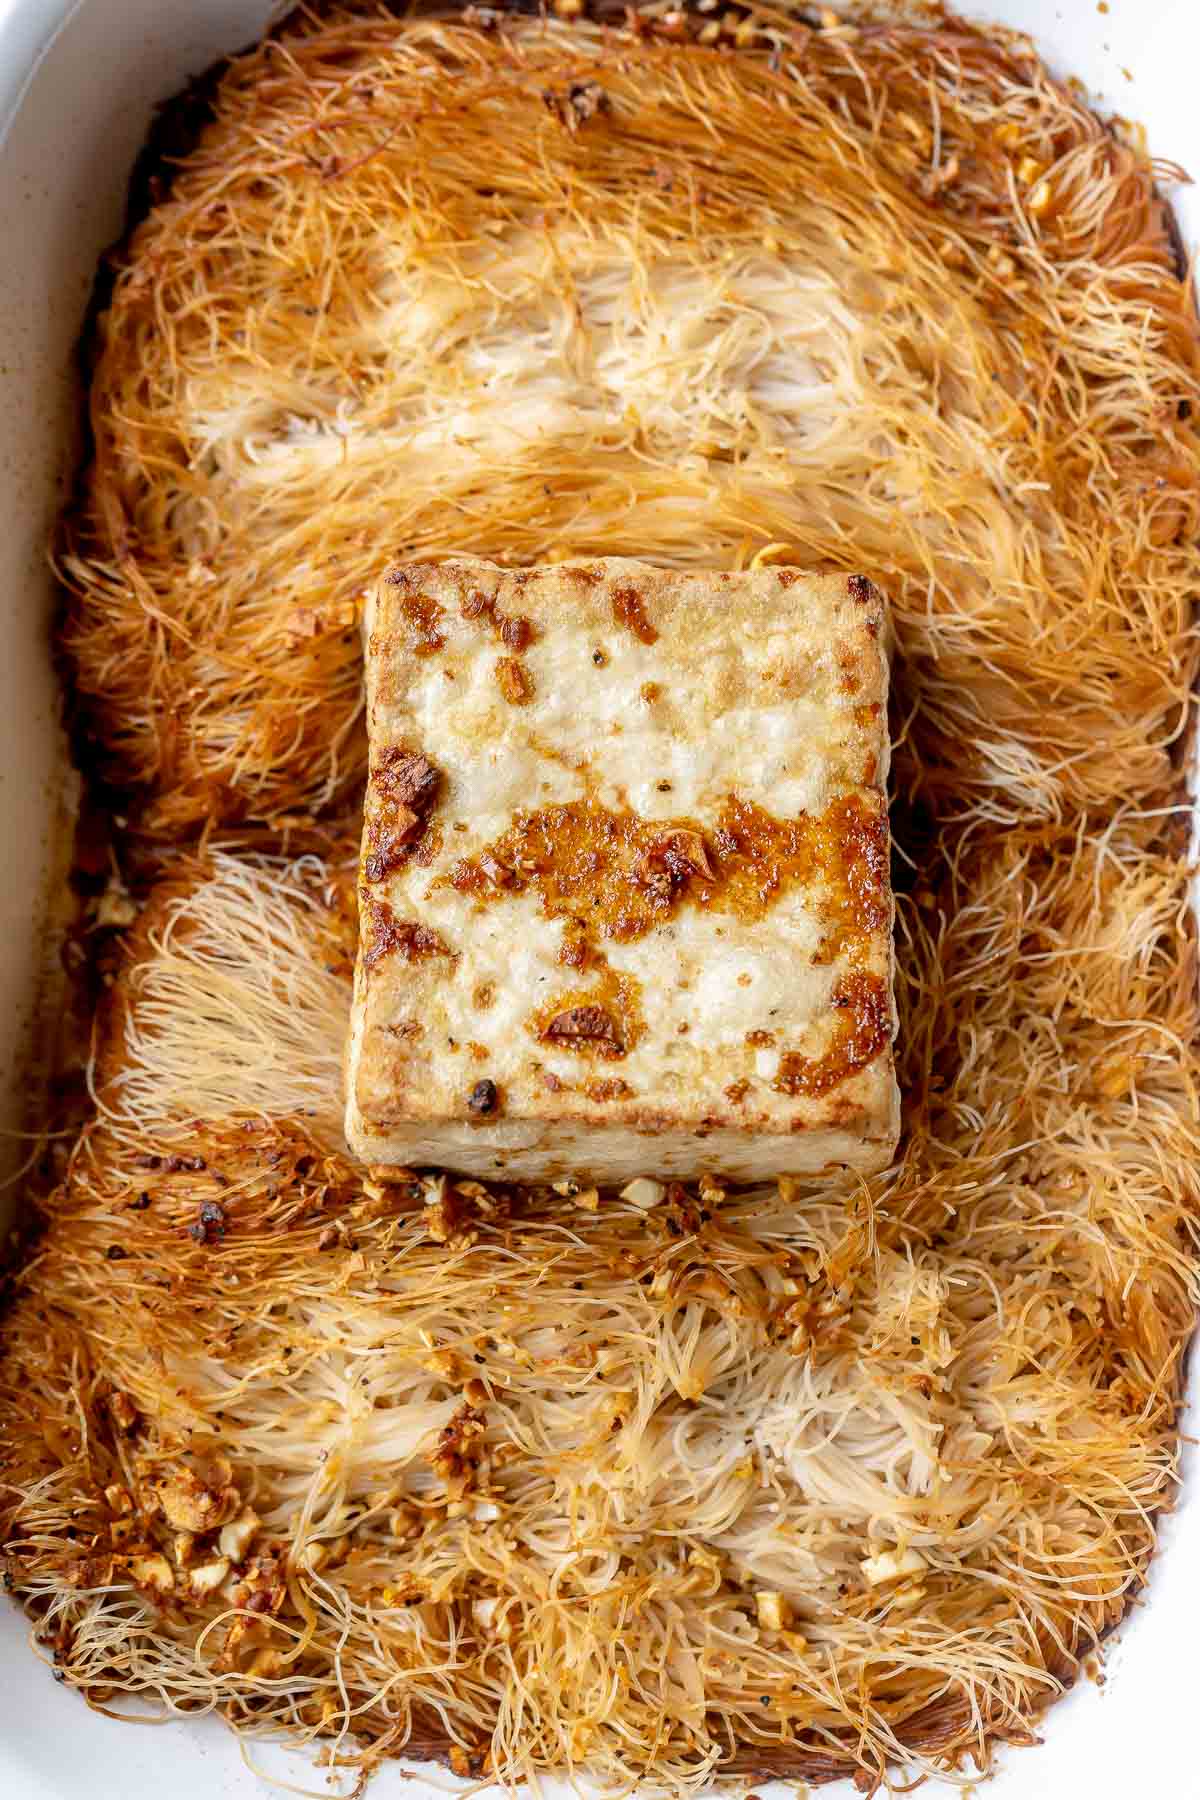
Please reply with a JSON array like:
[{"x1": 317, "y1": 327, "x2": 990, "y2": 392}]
[{"x1": 0, "y1": 2, "x2": 1196, "y2": 1795}]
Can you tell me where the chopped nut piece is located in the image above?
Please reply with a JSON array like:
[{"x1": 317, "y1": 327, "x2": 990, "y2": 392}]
[
  {"x1": 190, "y1": 1558, "x2": 232, "y2": 1597},
  {"x1": 95, "y1": 885, "x2": 137, "y2": 929},
  {"x1": 421, "y1": 1180, "x2": 478, "y2": 1247},
  {"x1": 154, "y1": 1465, "x2": 241, "y2": 1534},
  {"x1": 755, "y1": 1590, "x2": 793, "y2": 1631},
  {"x1": 473, "y1": 1594, "x2": 514, "y2": 1639},
  {"x1": 104, "y1": 1484, "x2": 133, "y2": 1516},
  {"x1": 543, "y1": 79, "x2": 609, "y2": 133},
  {"x1": 67, "y1": 1553, "x2": 115, "y2": 1589},
  {"x1": 389, "y1": 1505, "x2": 423, "y2": 1541},
  {"x1": 861, "y1": 1546, "x2": 927, "y2": 1586},
  {"x1": 219, "y1": 1507, "x2": 261, "y2": 1564},
  {"x1": 248, "y1": 1648, "x2": 286, "y2": 1678},
  {"x1": 128, "y1": 1554, "x2": 175, "y2": 1596},
  {"x1": 544, "y1": 1004, "x2": 622, "y2": 1047},
  {"x1": 620, "y1": 1177, "x2": 664, "y2": 1210},
  {"x1": 424, "y1": 1347, "x2": 464, "y2": 1381}
]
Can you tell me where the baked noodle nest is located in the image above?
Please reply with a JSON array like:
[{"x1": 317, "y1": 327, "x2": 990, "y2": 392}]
[{"x1": 3, "y1": 0, "x2": 1199, "y2": 1792}]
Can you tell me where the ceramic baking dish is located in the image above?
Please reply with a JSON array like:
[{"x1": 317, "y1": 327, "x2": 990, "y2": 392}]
[{"x1": 0, "y1": 1, "x2": 1196, "y2": 1794}]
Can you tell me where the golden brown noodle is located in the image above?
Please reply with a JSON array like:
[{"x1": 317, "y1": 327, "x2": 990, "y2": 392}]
[
  {"x1": 61, "y1": 6, "x2": 1198, "y2": 831},
  {"x1": 2, "y1": 1, "x2": 1198, "y2": 1792},
  {"x1": 1, "y1": 819, "x2": 1197, "y2": 1789}
]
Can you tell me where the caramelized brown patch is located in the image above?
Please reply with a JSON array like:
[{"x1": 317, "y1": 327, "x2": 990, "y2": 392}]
[
  {"x1": 774, "y1": 973, "x2": 890, "y2": 1097},
  {"x1": 396, "y1": 590, "x2": 446, "y2": 656},
  {"x1": 361, "y1": 897, "x2": 454, "y2": 972},
  {"x1": 611, "y1": 584, "x2": 659, "y2": 645},
  {"x1": 724, "y1": 1079, "x2": 751, "y2": 1104},
  {"x1": 444, "y1": 792, "x2": 888, "y2": 945},
  {"x1": 363, "y1": 748, "x2": 441, "y2": 882},
  {"x1": 461, "y1": 586, "x2": 535, "y2": 652},
  {"x1": 495, "y1": 657, "x2": 535, "y2": 705},
  {"x1": 585, "y1": 1077, "x2": 633, "y2": 1101}
]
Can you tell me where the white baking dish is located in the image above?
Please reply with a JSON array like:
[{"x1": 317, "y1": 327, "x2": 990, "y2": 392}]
[{"x1": 0, "y1": 1, "x2": 1197, "y2": 1793}]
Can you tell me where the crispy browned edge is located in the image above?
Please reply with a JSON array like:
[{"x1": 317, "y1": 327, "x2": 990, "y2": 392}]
[{"x1": 14, "y1": 0, "x2": 1195, "y2": 1787}]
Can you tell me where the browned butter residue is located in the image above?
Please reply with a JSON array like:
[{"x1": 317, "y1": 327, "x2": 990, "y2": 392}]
[
  {"x1": 611, "y1": 583, "x2": 659, "y2": 645},
  {"x1": 396, "y1": 590, "x2": 446, "y2": 656},
  {"x1": 774, "y1": 972, "x2": 889, "y2": 1097},
  {"x1": 361, "y1": 897, "x2": 455, "y2": 972},
  {"x1": 444, "y1": 792, "x2": 888, "y2": 945}
]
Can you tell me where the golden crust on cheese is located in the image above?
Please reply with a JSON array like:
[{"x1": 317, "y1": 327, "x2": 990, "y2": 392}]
[{"x1": 345, "y1": 557, "x2": 897, "y2": 1182}]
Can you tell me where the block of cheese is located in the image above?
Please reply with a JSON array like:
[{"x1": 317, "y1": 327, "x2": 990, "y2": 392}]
[{"x1": 345, "y1": 557, "x2": 898, "y2": 1184}]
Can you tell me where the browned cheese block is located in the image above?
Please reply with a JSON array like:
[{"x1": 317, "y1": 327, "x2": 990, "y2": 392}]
[{"x1": 345, "y1": 558, "x2": 898, "y2": 1183}]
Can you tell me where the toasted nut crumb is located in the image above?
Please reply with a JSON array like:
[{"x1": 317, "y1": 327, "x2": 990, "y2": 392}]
[
  {"x1": 861, "y1": 1546, "x2": 927, "y2": 1586},
  {"x1": 128, "y1": 1554, "x2": 175, "y2": 1596},
  {"x1": 189, "y1": 1557, "x2": 231, "y2": 1597},
  {"x1": 155, "y1": 1466, "x2": 240, "y2": 1535},
  {"x1": 389, "y1": 1504, "x2": 423, "y2": 1541},
  {"x1": 95, "y1": 886, "x2": 137, "y2": 929},
  {"x1": 248, "y1": 1647, "x2": 286, "y2": 1678},
  {"x1": 755, "y1": 1590, "x2": 793, "y2": 1631},
  {"x1": 219, "y1": 1508, "x2": 261, "y2": 1564},
  {"x1": 620, "y1": 1177, "x2": 664, "y2": 1210}
]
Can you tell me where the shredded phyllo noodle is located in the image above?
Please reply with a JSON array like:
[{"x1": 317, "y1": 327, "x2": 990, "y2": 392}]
[{"x1": 3, "y1": 3, "x2": 1199, "y2": 1792}]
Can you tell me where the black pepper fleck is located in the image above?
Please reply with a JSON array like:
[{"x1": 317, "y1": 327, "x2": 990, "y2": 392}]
[{"x1": 468, "y1": 1079, "x2": 499, "y2": 1116}]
